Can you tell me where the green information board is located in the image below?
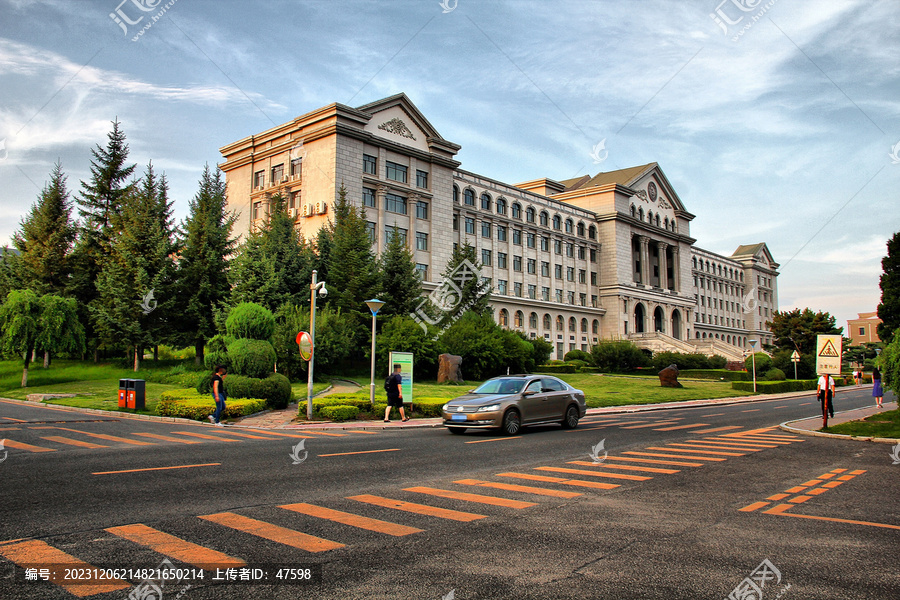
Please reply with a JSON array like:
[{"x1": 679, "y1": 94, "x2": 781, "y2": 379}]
[{"x1": 389, "y1": 351, "x2": 413, "y2": 405}]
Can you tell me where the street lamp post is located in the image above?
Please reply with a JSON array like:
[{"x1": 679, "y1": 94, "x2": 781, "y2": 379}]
[
  {"x1": 749, "y1": 339, "x2": 758, "y2": 393},
  {"x1": 364, "y1": 299, "x2": 386, "y2": 407},
  {"x1": 306, "y1": 270, "x2": 327, "y2": 421}
]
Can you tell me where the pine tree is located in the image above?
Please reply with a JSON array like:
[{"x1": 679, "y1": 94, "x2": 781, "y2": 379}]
[
  {"x1": 12, "y1": 161, "x2": 76, "y2": 295},
  {"x1": 379, "y1": 225, "x2": 422, "y2": 317},
  {"x1": 326, "y1": 184, "x2": 378, "y2": 314},
  {"x1": 229, "y1": 236, "x2": 279, "y2": 309},
  {"x1": 435, "y1": 240, "x2": 492, "y2": 327},
  {"x1": 877, "y1": 231, "x2": 900, "y2": 343},
  {"x1": 174, "y1": 165, "x2": 236, "y2": 364},
  {"x1": 260, "y1": 193, "x2": 316, "y2": 307}
]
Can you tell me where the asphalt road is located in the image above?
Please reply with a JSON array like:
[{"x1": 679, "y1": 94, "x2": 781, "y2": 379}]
[{"x1": 0, "y1": 387, "x2": 897, "y2": 599}]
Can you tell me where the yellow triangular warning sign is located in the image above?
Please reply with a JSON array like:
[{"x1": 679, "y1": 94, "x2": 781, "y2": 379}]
[{"x1": 818, "y1": 339, "x2": 840, "y2": 357}]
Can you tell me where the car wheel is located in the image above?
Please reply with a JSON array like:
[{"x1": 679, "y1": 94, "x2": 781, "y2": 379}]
[
  {"x1": 502, "y1": 409, "x2": 521, "y2": 435},
  {"x1": 561, "y1": 404, "x2": 580, "y2": 429},
  {"x1": 448, "y1": 427, "x2": 466, "y2": 435}
]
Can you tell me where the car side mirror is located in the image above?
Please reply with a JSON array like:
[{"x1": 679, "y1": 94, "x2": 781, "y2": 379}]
[{"x1": 522, "y1": 390, "x2": 536, "y2": 397}]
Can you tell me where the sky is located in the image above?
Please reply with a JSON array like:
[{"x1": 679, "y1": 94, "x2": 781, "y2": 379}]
[{"x1": 0, "y1": 0, "x2": 898, "y2": 333}]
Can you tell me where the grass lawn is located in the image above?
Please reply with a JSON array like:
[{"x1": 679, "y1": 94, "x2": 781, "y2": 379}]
[
  {"x1": 290, "y1": 381, "x2": 332, "y2": 399},
  {"x1": 823, "y1": 408, "x2": 900, "y2": 439}
]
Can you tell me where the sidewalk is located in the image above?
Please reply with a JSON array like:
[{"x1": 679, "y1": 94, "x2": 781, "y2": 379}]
[
  {"x1": 234, "y1": 379, "x2": 363, "y2": 428},
  {"x1": 780, "y1": 400, "x2": 899, "y2": 443}
]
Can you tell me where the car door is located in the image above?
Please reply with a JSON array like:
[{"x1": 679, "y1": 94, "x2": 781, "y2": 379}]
[
  {"x1": 541, "y1": 377, "x2": 570, "y2": 419},
  {"x1": 518, "y1": 378, "x2": 549, "y2": 422}
]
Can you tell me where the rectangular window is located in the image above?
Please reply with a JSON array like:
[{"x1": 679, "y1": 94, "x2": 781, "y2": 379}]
[
  {"x1": 465, "y1": 217, "x2": 475, "y2": 234},
  {"x1": 271, "y1": 163, "x2": 284, "y2": 183},
  {"x1": 567, "y1": 267, "x2": 575, "y2": 282},
  {"x1": 527, "y1": 259, "x2": 536, "y2": 274},
  {"x1": 527, "y1": 233, "x2": 536, "y2": 248},
  {"x1": 556, "y1": 289, "x2": 564, "y2": 303},
  {"x1": 512, "y1": 229, "x2": 522, "y2": 245},
  {"x1": 513, "y1": 256, "x2": 522, "y2": 272},
  {"x1": 541, "y1": 236, "x2": 549, "y2": 252},
  {"x1": 453, "y1": 214, "x2": 459, "y2": 231},
  {"x1": 289, "y1": 191, "x2": 300, "y2": 209},
  {"x1": 497, "y1": 252, "x2": 508, "y2": 269},
  {"x1": 416, "y1": 170, "x2": 428, "y2": 188},
  {"x1": 859, "y1": 326, "x2": 866, "y2": 336},
  {"x1": 566, "y1": 243, "x2": 574, "y2": 257},
  {"x1": 481, "y1": 221, "x2": 491, "y2": 238},
  {"x1": 384, "y1": 226, "x2": 407, "y2": 245},
  {"x1": 290, "y1": 158, "x2": 302, "y2": 178},
  {"x1": 497, "y1": 225, "x2": 507, "y2": 242},
  {"x1": 555, "y1": 264, "x2": 563, "y2": 279},
  {"x1": 416, "y1": 232, "x2": 428, "y2": 251},
  {"x1": 362, "y1": 187, "x2": 376, "y2": 208},
  {"x1": 590, "y1": 248, "x2": 597, "y2": 263},
  {"x1": 580, "y1": 293, "x2": 587, "y2": 307},
  {"x1": 542, "y1": 287, "x2": 550, "y2": 301},
  {"x1": 498, "y1": 280, "x2": 508, "y2": 295},
  {"x1": 578, "y1": 246, "x2": 586, "y2": 260},
  {"x1": 252, "y1": 201, "x2": 261, "y2": 220},
  {"x1": 554, "y1": 240, "x2": 562, "y2": 255},
  {"x1": 363, "y1": 154, "x2": 377, "y2": 175},
  {"x1": 568, "y1": 291, "x2": 575, "y2": 305},
  {"x1": 514, "y1": 282, "x2": 523, "y2": 297},
  {"x1": 416, "y1": 200, "x2": 428, "y2": 219},
  {"x1": 591, "y1": 295, "x2": 598, "y2": 307},
  {"x1": 386, "y1": 161, "x2": 407, "y2": 183},
  {"x1": 481, "y1": 249, "x2": 492, "y2": 266},
  {"x1": 415, "y1": 263, "x2": 428, "y2": 279},
  {"x1": 365, "y1": 221, "x2": 376, "y2": 243},
  {"x1": 528, "y1": 284, "x2": 536, "y2": 299},
  {"x1": 578, "y1": 269, "x2": 586, "y2": 284},
  {"x1": 541, "y1": 261, "x2": 550, "y2": 277},
  {"x1": 254, "y1": 170, "x2": 265, "y2": 188},
  {"x1": 385, "y1": 192, "x2": 407, "y2": 215}
]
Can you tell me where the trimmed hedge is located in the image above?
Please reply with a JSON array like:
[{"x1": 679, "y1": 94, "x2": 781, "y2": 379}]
[
  {"x1": 156, "y1": 389, "x2": 266, "y2": 421},
  {"x1": 732, "y1": 380, "x2": 816, "y2": 393},
  {"x1": 765, "y1": 368, "x2": 786, "y2": 381},
  {"x1": 680, "y1": 369, "x2": 749, "y2": 381},
  {"x1": 227, "y1": 338, "x2": 276, "y2": 379},
  {"x1": 537, "y1": 364, "x2": 578, "y2": 374},
  {"x1": 197, "y1": 373, "x2": 292, "y2": 409},
  {"x1": 297, "y1": 395, "x2": 448, "y2": 419},
  {"x1": 319, "y1": 405, "x2": 359, "y2": 421},
  {"x1": 226, "y1": 302, "x2": 276, "y2": 340}
]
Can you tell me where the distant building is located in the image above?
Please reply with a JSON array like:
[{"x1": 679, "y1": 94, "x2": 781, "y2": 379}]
[
  {"x1": 219, "y1": 93, "x2": 779, "y2": 361},
  {"x1": 847, "y1": 312, "x2": 882, "y2": 345}
]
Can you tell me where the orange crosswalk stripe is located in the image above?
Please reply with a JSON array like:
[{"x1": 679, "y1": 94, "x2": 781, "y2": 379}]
[
  {"x1": 170, "y1": 431, "x2": 240, "y2": 442},
  {"x1": 673, "y1": 442, "x2": 762, "y2": 452},
  {"x1": 653, "y1": 423, "x2": 710, "y2": 431},
  {"x1": 691, "y1": 426, "x2": 744, "y2": 434},
  {"x1": 604, "y1": 455, "x2": 704, "y2": 467},
  {"x1": 404, "y1": 486, "x2": 537, "y2": 508},
  {"x1": 496, "y1": 472, "x2": 620, "y2": 490},
  {"x1": 239, "y1": 429, "x2": 315, "y2": 439},
  {"x1": 651, "y1": 445, "x2": 745, "y2": 456},
  {"x1": 619, "y1": 421, "x2": 679, "y2": 429},
  {"x1": 133, "y1": 432, "x2": 202, "y2": 444},
  {"x1": 280, "y1": 503, "x2": 423, "y2": 536},
  {"x1": 40, "y1": 435, "x2": 108, "y2": 449},
  {"x1": 199, "y1": 512, "x2": 344, "y2": 552},
  {"x1": 290, "y1": 430, "x2": 345, "y2": 437},
  {"x1": 534, "y1": 466, "x2": 650, "y2": 481},
  {"x1": 348, "y1": 494, "x2": 486, "y2": 522},
  {"x1": 106, "y1": 523, "x2": 246, "y2": 569},
  {"x1": 2, "y1": 438, "x2": 56, "y2": 452},
  {"x1": 454, "y1": 478, "x2": 582, "y2": 498},
  {"x1": 0, "y1": 539, "x2": 130, "y2": 597},
  {"x1": 32, "y1": 427, "x2": 154, "y2": 446},
  {"x1": 207, "y1": 430, "x2": 273, "y2": 440},
  {"x1": 701, "y1": 438, "x2": 779, "y2": 448},
  {"x1": 623, "y1": 451, "x2": 726, "y2": 462},
  {"x1": 567, "y1": 461, "x2": 679, "y2": 474},
  {"x1": 739, "y1": 501, "x2": 771, "y2": 512}
]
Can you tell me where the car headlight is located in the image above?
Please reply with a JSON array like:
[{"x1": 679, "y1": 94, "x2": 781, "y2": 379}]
[
  {"x1": 442, "y1": 404, "x2": 449, "y2": 412},
  {"x1": 477, "y1": 404, "x2": 500, "y2": 412}
]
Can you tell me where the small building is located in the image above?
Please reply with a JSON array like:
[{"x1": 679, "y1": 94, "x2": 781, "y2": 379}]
[{"x1": 847, "y1": 312, "x2": 882, "y2": 345}]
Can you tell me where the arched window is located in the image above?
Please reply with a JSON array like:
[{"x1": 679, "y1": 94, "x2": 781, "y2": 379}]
[
  {"x1": 540, "y1": 211, "x2": 549, "y2": 226},
  {"x1": 556, "y1": 315, "x2": 564, "y2": 331},
  {"x1": 499, "y1": 309, "x2": 508, "y2": 327},
  {"x1": 634, "y1": 303, "x2": 646, "y2": 333},
  {"x1": 564, "y1": 218, "x2": 573, "y2": 233},
  {"x1": 453, "y1": 185, "x2": 459, "y2": 204},
  {"x1": 592, "y1": 319, "x2": 599, "y2": 335},
  {"x1": 580, "y1": 318, "x2": 588, "y2": 333},
  {"x1": 529, "y1": 312, "x2": 538, "y2": 328},
  {"x1": 692, "y1": 257, "x2": 697, "y2": 269},
  {"x1": 653, "y1": 306, "x2": 665, "y2": 333},
  {"x1": 577, "y1": 222, "x2": 585, "y2": 236},
  {"x1": 511, "y1": 202, "x2": 522, "y2": 219},
  {"x1": 631, "y1": 205, "x2": 636, "y2": 218},
  {"x1": 588, "y1": 225, "x2": 597, "y2": 240},
  {"x1": 702, "y1": 332, "x2": 707, "y2": 338},
  {"x1": 514, "y1": 310, "x2": 524, "y2": 328},
  {"x1": 568, "y1": 317, "x2": 576, "y2": 332},
  {"x1": 464, "y1": 189, "x2": 475, "y2": 206},
  {"x1": 526, "y1": 207, "x2": 536, "y2": 223},
  {"x1": 543, "y1": 313, "x2": 552, "y2": 329},
  {"x1": 553, "y1": 215, "x2": 562, "y2": 230},
  {"x1": 696, "y1": 332, "x2": 700, "y2": 339},
  {"x1": 481, "y1": 193, "x2": 492, "y2": 211},
  {"x1": 496, "y1": 198, "x2": 507, "y2": 215}
]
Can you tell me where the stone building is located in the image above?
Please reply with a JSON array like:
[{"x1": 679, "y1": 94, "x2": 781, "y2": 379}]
[
  {"x1": 219, "y1": 93, "x2": 779, "y2": 361},
  {"x1": 847, "y1": 312, "x2": 882, "y2": 345}
]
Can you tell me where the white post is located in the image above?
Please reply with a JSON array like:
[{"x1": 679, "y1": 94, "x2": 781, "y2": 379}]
[
  {"x1": 369, "y1": 310, "x2": 377, "y2": 406},
  {"x1": 749, "y1": 339, "x2": 758, "y2": 393},
  {"x1": 306, "y1": 270, "x2": 318, "y2": 421}
]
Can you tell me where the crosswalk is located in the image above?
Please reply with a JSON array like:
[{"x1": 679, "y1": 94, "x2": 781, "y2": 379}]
[{"x1": 0, "y1": 427, "x2": 806, "y2": 598}]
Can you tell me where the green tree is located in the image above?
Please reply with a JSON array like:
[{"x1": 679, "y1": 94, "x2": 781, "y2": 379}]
[
  {"x1": 326, "y1": 184, "x2": 379, "y2": 314},
  {"x1": 439, "y1": 312, "x2": 533, "y2": 380},
  {"x1": 0, "y1": 289, "x2": 41, "y2": 386},
  {"x1": 35, "y1": 294, "x2": 85, "y2": 368},
  {"x1": 271, "y1": 303, "x2": 356, "y2": 380},
  {"x1": 375, "y1": 315, "x2": 442, "y2": 379},
  {"x1": 379, "y1": 225, "x2": 422, "y2": 317},
  {"x1": 434, "y1": 240, "x2": 491, "y2": 327},
  {"x1": 591, "y1": 340, "x2": 650, "y2": 372},
  {"x1": 767, "y1": 308, "x2": 842, "y2": 355},
  {"x1": 877, "y1": 231, "x2": 900, "y2": 343},
  {"x1": 0, "y1": 247, "x2": 24, "y2": 300},
  {"x1": 877, "y1": 329, "x2": 900, "y2": 395},
  {"x1": 12, "y1": 162, "x2": 76, "y2": 295},
  {"x1": 229, "y1": 238, "x2": 280, "y2": 309}
]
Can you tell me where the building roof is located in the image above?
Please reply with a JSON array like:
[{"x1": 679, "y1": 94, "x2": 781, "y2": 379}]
[
  {"x1": 564, "y1": 163, "x2": 657, "y2": 190},
  {"x1": 732, "y1": 243, "x2": 767, "y2": 257}
]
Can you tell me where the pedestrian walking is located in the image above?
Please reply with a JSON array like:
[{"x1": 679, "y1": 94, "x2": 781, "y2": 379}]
[
  {"x1": 853, "y1": 369, "x2": 862, "y2": 386},
  {"x1": 384, "y1": 364, "x2": 409, "y2": 423},
  {"x1": 817, "y1": 372, "x2": 836, "y2": 427},
  {"x1": 872, "y1": 367, "x2": 884, "y2": 409},
  {"x1": 209, "y1": 365, "x2": 227, "y2": 426}
]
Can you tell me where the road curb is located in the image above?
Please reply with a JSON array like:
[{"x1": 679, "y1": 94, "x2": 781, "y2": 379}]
[{"x1": 779, "y1": 407, "x2": 900, "y2": 444}]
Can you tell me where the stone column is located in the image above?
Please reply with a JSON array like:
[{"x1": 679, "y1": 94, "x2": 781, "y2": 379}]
[
  {"x1": 376, "y1": 184, "x2": 387, "y2": 256},
  {"x1": 670, "y1": 245, "x2": 680, "y2": 291},
  {"x1": 639, "y1": 236, "x2": 650, "y2": 286},
  {"x1": 657, "y1": 242, "x2": 668, "y2": 290},
  {"x1": 408, "y1": 193, "x2": 420, "y2": 254}
]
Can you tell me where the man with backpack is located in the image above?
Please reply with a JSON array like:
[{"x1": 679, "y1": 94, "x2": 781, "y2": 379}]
[{"x1": 384, "y1": 364, "x2": 409, "y2": 423}]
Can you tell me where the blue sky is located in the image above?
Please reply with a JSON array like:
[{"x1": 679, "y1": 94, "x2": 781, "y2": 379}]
[{"x1": 1, "y1": 0, "x2": 898, "y2": 332}]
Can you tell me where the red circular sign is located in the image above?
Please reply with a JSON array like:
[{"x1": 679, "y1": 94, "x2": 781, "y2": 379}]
[{"x1": 296, "y1": 331, "x2": 313, "y2": 361}]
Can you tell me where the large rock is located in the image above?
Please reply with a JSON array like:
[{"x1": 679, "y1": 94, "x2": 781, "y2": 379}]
[
  {"x1": 659, "y1": 364, "x2": 683, "y2": 388},
  {"x1": 438, "y1": 353, "x2": 463, "y2": 383}
]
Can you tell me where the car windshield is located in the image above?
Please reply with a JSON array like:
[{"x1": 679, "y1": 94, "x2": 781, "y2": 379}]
[{"x1": 472, "y1": 378, "x2": 526, "y2": 395}]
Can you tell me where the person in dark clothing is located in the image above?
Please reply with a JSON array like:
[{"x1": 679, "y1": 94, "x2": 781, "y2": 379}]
[
  {"x1": 872, "y1": 367, "x2": 884, "y2": 409},
  {"x1": 209, "y1": 365, "x2": 227, "y2": 426},
  {"x1": 384, "y1": 364, "x2": 408, "y2": 423}
]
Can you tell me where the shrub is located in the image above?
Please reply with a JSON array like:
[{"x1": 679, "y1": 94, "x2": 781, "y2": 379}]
[
  {"x1": 732, "y1": 380, "x2": 816, "y2": 393},
  {"x1": 319, "y1": 405, "x2": 359, "y2": 421},
  {"x1": 156, "y1": 389, "x2": 266, "y2": 421},
  {"x1": 537, "y1": 364, "x2": 577, "y2": 374},
  {"x1": 199, "y1": 373, "x2": 292, "y2": 409},
  {"x1": 529, "y1": 336, "x2": 554, "y2": 368},
  {"x1": 375, "y1": 315, "x2": 443, "y2": 380},
  {"x1": 652, "y1": 352, "x2": 712, "y2": 371},
  {"x1": 591, "y1": 340, "x2": 650, "y2": 372},
  {"x1": 227, "y1": 338, "x2": 276, "y2": 378},
  {"x1": 744, "y1": 352, "x2": 773, "y2": 376},
  {"x1": 708, "y1": 355, "x2": 728, "y2": 369},
  {"x1": 564, "y1": 349, "x2": 593, "y2": 364},
  {"x1": 203, "y1": 334, "x2": 234, "y2": 371},
  {"x1": 680, "y1": 369, "x2": 749, "y2": 381},
  {"x1": 439, "y1": 312, "x2": 536, "y2": 380},
  {"x1": 765, "y1": 368, "x2": 786, "y2": 381},
  {"x1": 566, "y1": 359, "x2": 589, "y2": 368},
  {"x1": 226, "y1": 302, "x2": 276, "y2": 341}
]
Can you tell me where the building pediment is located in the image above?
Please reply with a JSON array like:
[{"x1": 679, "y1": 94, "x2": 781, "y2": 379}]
[{"x1": 356, "y1": 93, "x2": 460, "y2": 156}]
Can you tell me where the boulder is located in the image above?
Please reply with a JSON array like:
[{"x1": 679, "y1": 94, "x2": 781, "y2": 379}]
[
  {"x1": 659, "y1": 364, "x2": 683, "y2": 388},
  {"x1": 438, "y1": 353, "x2": 464, "y2": 383}
]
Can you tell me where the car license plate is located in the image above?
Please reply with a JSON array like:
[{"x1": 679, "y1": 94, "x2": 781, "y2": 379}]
[{"x1": 451, "y1": 414, "x2": 467, "y2": 421}]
